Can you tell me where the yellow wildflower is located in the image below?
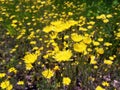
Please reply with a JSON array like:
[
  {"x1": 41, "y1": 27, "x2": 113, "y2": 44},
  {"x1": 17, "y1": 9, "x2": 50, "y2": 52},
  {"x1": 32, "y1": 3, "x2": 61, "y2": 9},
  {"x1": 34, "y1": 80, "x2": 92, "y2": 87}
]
[
  {"x1": 30, "y1": 41, "x2": 36, "y2": 45},
  {"x1": 17, "y1": 81, "x2": 24, "y2": 85},
  {"x1": 96, "y1": 48, "x2": 104, "y2": 54},
  {"x1": 106, "y1": 14, "x2": 112, "y2": 18},
  {"x1": 23, "y1": 53, "x2": 38, "y2": 64},
  {"x1": 103, "y1": 19, "x2": 109, "y2": 23},
  {"x1": 42, "y1": 69, "x2": 54, "y2": 79},
  {"x1": 0, "y1": 73, "x2": 6, "y2": 78},
  {"x1": 54, "y1": 50, "x2": 72, "y2": 62},
  {"x1": 100, "y1": 14, "x2": 106, "y2": 19},
  {"x1": 109, "y1": 56, "x2": 114, "y2": 60},
  {"x1": 8, "y1": 67, "x2": 17, "y2": 73},
  {"x1": 73, "y1": 42, "x2": 87, "y2": 53},
  {"x1": 12, "y1": 19, "x2": 18, "y2": 23},
  {"x1": 104, "y1": 42, "x2": 112, "y2": 46},
  {"x1": 96, "y1": 86, "x2": 105, "y2": 90},
  {"x1": 102, "y1": 81, "x2": 109, "y2": 86},
  {"x1": 25, "y1": 64, "x2": 33, "y2": 70},
  {"x1": 90, "y1": 55, "x2": 97, "y2": 64},
  {"x1": 83, "y1": 37, "x2": 92, "y2": 44},
  {"x1": 62, "y1": 77, "x2": 71, "y2": 86},
  {"x1": 0, "y1": 80, "x2": 13, "y2": 90},
  {"x1": 53, "y1": 65, "x2": 60, "y2": 71},
  {"x1": 93, "y1": 41, "x2": 100, "y2": 46},
  {"x1": 98, "y1": 38, "x2": 103, "y2": 42},
  {"x1": 87, "y1": 25, "x2": 93, "y2": 29},
  {"x1": 94, "y1": 65, "x2": 98, "y2": 69},
  {"x1": 71, "y1": 33, "x2": 83, "y2": 42},
  {"x1": 43, "y1": 25, "x2": 53, "y2": 33},
  {"x1": 104, "y1": 59, "x2": 113, "y2": 65},
  {"x1": 79, "y1": 27, "x2": 87, "y2": 31}
]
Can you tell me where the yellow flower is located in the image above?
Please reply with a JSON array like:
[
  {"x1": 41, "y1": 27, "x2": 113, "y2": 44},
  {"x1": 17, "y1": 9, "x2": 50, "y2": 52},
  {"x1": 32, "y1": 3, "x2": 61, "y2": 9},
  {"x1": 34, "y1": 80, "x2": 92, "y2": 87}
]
[
  {"x1": 68, "y1": 12, "x2": 73, "y2": 16},
  {"x1": 0, "y1": 73, "x2": 6, "y2": 78},
  {"x1": 71, "y1": 33, "x2": 83, "y2": 42},
  {"x1": 83, "y1": 37, "x2": 92, "y2": 44},
  {"x1": 102, "y1": 81, "x2": 109, "y2": 86},
  {"x1": 43, "y1": 25, "x2": 53, "y2": 33},
  {"x1": 8, "y1": 67, "x2": 17, "y2": 73},
  {"x1": 54, "y1": 50, "x2": 72, "y2": 62},
  {"x1": 6, "y1": 84, "x2": 13, "y2": 90},
  {"x1": 98, "y1": 38, "x2": 103, "y2": 42},
  {"x1": 100, "y1": 14, "x2": 106, "y2": 19},
  {"x1": 25, "y1": 64, "x2": 33, "y2": 70},
  {"x1": 17, "y1": 81, "x2": 24, "y2": 85},
  {"x1": 12, "y1": 19, "x2": 18, "y2": 23},
  {"x1": 109, "y1": 56, "x2": 114, "y2": 60},
  {"x1": 0, "y1": 80, "x2": 13, "y2": 90},
  {"x1": 116, "y1": 32, "x2": 120, "y2": 38},
  {"x1": 106, "y1": 14, "x2": 112, "y2": 18},
  {"x1": 96, "y1": 86, "x2": 105, "y2": 90},
  {"x1": 94, "y1": 65, "x2": 98, "y2": 69},
  {"x1": 96, "y1": 48, "x2": 104, "y2": 54},
  {"x1": 23, "y1": 53, "x2": 38, "y2": 64},
  {"x1": 104, "y1": 59, "x2": 113, "y2": 65},
  {"x1": 73, "y1": 42, "x2": 87, "y2": 53},
  {"x1": 93, "y1": 41, "x2": 100, "y2": 46},
  {"x1": 30, "y1": 41, "x2": 36, "y2": 45},
  {"x1": 104, "y1": 42, "x2": 112, "y2": 46},
  {"x1": 62, "y1": 77, "x2": 71, "y2": 86},
  {"x1": 90, "y1": 55, "x2": 97, "y2": 64},
  {"x1": 103, "y1": 19, "x2": 109, "y2": 23},
  {"x1": 49, "y1": 32, "x2": 58, "y2": 39},
  {"x1": 89, "y1": 21, "x2": 95, "y2": 25},
  {"x1": 87, "y1": 25, "x2": 93, "y2": 29},
  {"x1": 53, "y1": 65, "x2": 60, "y2": 71},
  {"x1": 42, "y1": 69, "x2": 54, "y2": 79},
  {"x1": 79, "y1": 27, "x2": 87, "y2": 31}
]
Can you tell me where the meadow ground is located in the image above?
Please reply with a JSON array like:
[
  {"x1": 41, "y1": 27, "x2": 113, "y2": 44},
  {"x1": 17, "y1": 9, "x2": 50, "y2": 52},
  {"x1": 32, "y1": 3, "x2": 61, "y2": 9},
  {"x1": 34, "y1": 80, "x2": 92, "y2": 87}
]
[{"x1": 0, "y1": 0, "x2": 120, "y2": 90}]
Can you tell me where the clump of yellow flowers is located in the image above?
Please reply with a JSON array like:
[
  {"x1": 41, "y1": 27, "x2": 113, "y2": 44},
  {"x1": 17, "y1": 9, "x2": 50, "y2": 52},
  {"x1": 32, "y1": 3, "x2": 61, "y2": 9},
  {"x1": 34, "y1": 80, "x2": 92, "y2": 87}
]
[{"x1": 0, "y1": 80, "x2": 13, "y2": 90}]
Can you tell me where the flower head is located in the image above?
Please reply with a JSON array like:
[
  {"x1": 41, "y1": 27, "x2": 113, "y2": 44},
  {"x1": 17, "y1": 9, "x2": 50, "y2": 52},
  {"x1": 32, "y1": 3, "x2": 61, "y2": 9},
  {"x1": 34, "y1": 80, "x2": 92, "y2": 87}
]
[
  {"x1": 42, "y1": 69, "x2": 54, "y2": 79},
  {"x1": 96, "y1": 86, "x2": 105, "y2": 90},
  {"x1": 62, "y1": 77, "x2": 71, "y2": 86},
  {"x1": 54, "y1": 50, "x2": 72, "y2": 62},
  {"x1": 73, "y1": 42, "x2": 87, "y2": 53},
  {"x1": 23, "y1": 53, "x2": 38, "y2": 64}
]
